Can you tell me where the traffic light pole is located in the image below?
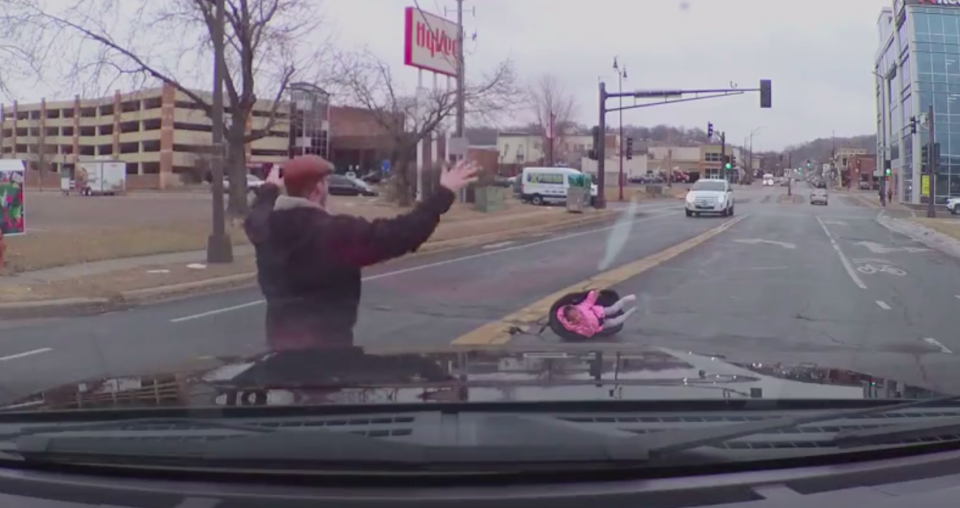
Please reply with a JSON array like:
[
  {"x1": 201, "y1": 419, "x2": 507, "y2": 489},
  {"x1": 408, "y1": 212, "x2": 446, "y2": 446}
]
[
  {"x1": 594, "y1": 80, "x2": 771, "y2": 209},
  {"x1": 597, "y1": 82, "x2": 608, "y2": 209},
  {"x1": 719, "y1": 132, "x2": 726, "y2": 180}
]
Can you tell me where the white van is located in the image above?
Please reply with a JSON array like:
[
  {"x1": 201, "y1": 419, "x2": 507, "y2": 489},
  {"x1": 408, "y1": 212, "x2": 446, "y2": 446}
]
[
  {"x1": 762, "y1": 173, "x2": 775, "y2": 186},
  {"x1": 520, "y1": 167, "x2": 598, "y2": 206}
]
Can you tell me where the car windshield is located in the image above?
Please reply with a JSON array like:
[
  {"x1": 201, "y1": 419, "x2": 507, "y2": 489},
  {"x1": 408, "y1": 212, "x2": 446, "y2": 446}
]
[
  {"x1": 0, "y1": 0, "x2": 956, "y2": 485},
  {"x1": 691, "y1": 180, "x2": 726, "y2": 192}
]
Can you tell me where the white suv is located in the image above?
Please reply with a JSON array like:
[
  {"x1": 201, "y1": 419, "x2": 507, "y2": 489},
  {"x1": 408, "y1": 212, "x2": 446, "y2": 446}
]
[{"x1": 685, "y1": 179, "x2": 734, "y2": 217}]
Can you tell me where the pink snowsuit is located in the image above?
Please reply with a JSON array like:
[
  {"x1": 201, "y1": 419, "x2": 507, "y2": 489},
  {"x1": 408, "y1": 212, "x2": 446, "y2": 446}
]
[{"x1": 556, "y1": 290, "x2": 605, "y2": 337}]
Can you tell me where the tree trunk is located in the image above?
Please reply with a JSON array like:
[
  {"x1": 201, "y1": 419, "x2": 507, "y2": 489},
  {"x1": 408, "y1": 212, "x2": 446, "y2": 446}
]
[
  {"x1": 225, "y1": 121, "x2": 249, "y2": 217},
  {"x1": 394, "y1": 156, "x2": 411, "y2": 207}
]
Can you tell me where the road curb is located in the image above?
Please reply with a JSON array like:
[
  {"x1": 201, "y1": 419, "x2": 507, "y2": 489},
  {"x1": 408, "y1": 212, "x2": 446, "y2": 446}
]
[
  {"x1": 0, "y1": 209, "x2": 624, "y2": 319},
  {"x1": 879, "y1": 215, "x2": 960, "y2": 260},
  {"x1": 0, "y1": 296, "x2": 117, "y2": 319}
]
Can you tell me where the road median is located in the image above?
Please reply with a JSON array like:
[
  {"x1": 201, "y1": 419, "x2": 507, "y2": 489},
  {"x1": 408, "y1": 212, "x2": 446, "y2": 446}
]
[{"x1": 0, "y1": 206, "x2": 620, "y2": 318}]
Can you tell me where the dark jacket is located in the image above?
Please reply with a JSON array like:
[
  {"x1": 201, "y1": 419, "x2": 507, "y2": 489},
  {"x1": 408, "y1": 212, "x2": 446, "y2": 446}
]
[{"x1": 244, "y1": 185, "x2": 455, "y2": 350}]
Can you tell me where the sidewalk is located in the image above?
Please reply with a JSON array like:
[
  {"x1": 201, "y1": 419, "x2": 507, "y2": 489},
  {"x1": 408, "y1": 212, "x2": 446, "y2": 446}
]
[{"x1": 845, "y1": 191, "x2": 916, "y2": 218}]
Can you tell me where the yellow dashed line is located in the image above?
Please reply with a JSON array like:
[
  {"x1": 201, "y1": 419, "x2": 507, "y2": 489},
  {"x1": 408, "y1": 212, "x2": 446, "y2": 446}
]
[{"x1": 450, "y1": 214, "x2": 748, "y2": 345}]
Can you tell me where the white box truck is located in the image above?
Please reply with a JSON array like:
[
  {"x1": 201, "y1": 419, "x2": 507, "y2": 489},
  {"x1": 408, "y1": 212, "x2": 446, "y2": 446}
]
[{"x1": 77, "y1": 161, "x2": 126, "y2": 196}]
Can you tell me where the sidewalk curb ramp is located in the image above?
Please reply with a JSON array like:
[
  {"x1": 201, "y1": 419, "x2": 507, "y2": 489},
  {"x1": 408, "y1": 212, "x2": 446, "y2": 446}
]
[{"x1": 0, "y1": 208, "x2": 625, "y2": 319}]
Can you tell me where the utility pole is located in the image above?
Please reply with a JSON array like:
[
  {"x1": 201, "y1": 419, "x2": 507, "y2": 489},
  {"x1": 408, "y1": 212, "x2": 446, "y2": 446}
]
[
  {"x1": 928, "y1": 104, "x2": 937, "y2": 218},
  {"x1": 206, "y1": 0, "x2": 232, "y2": 263},
  {"x1": 596, "y1": 81, "x2": 607, "y2": 209},
  {"x1": 455, "y1": 0, "x2": 465, "y2": 153}
]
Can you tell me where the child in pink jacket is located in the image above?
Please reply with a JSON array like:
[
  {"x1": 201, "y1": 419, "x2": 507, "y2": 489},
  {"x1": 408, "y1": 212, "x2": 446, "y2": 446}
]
[{"x1": 557, "y1": 290, "x2": 637, "y2": 338}]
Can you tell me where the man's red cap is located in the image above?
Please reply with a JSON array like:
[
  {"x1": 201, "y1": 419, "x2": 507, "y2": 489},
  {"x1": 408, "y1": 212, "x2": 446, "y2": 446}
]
[{"x1": 282, "y1": 156, "x2": 334, "y2": 198}]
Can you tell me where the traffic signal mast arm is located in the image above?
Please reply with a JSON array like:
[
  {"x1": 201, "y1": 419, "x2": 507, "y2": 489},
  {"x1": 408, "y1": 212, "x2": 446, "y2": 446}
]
[
  {"x1": 606, "y1": 91, "x2": 745, "y2": 113},
  {"x1": 605, "y1": 80, "x2": 771, "y2": 113}
]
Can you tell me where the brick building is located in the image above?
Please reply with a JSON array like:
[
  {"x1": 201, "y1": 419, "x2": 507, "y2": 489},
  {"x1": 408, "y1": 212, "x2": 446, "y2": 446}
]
[{"x1": 0, "y1": 82, "x2": 291, "y2": 189}]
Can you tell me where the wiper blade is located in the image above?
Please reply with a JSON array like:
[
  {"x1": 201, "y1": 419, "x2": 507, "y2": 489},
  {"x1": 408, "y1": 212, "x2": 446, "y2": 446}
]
[
  {"x1": 0, "y1": 417, "x2": 275, "y2": 440},
  {"x1": 639, "y1": 395, "x2": 960, "y2": 460},
  {"x1": 834, "y1": 415, "x2": 960, "y2": 448},
  {"x1": 11, "y1": 414, "x2": 654, "y2": 467}
]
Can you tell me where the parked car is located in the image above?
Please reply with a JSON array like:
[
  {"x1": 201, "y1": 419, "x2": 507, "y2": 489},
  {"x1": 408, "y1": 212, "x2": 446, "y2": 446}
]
[
  {"x1": 328, "y1": 174, "x2": 378, "y2": 197},
  {"x1": 223, "y1": 174, "x2": 265, "y2": 195}
]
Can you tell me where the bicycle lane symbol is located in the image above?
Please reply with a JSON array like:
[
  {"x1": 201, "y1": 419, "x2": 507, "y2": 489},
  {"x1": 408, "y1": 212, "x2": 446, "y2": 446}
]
[{"x1": 852, "y1": 258, "x2": 907, "y2": 276}]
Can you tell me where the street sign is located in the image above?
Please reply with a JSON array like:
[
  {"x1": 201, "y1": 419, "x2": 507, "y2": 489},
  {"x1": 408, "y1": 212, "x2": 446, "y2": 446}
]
[
  {"x1": 381, "y1": 159, "x2": 391, "y2": 174},
  {"x1": 447, "y1": 137, "x2": 469, "y2": 156},
  {"x1": 873, "y1": 169, "x2": 883, "y2": 177}
]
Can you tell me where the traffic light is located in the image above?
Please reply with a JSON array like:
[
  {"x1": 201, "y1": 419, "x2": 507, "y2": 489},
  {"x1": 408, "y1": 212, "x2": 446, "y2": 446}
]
[
  {"x1": 910, "y1": 116, "x2": 918, "y2": 134},
  {"x1": 626, "y1": 137, "x2": 634, "y2": 160},
  {"x1": 731, "y1": 154, "x2": 737, "y2": 168},
  {"x1": 588, "y1": 125, "x2": 600, "y2": 160},
  {"x1": 724, "y1": 156, "x2": 732, "y2": 171},
  {"x1": 759, "y1": 79, "x2": 772, "y2": 108},
  {"x1": 707, "y1": 122, "x2": 714, "y2": 139},
  {"x1": 885, "y1": 167, "x2": 891, "y2": 177},
  {"x1": 922, "y1": 145, "x2": 928, "y2": 166},
  {"x1": 806, "y1": 160, "x2": 811, "y2": 168}
]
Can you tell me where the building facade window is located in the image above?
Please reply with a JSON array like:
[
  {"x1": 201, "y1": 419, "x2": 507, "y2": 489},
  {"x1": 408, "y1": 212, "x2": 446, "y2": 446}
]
[{"x1": 912, "y1": 7, "x2": 960, "y2": 201}]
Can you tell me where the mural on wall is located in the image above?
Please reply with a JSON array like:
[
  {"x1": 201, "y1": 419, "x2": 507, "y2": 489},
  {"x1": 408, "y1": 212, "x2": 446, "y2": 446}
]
[{"x1": 0, "y1": 169, "x2": 24, "y2": 235}]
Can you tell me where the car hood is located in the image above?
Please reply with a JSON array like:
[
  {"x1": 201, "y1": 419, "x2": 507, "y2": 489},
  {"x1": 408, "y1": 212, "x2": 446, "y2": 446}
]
[
  {"x1": 0, "y1": 345, "x2": 939, "y2": 411},
  {"x1": 686, "y1": 190, "x2": 725, "y2": 199}
]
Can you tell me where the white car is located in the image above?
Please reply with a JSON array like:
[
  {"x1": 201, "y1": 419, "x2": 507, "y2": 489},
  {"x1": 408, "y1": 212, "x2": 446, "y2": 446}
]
[
  {"x1": 947, "y1": 197, "x2": 960, "y2": 215},
  {"x1": 685, "y1": 178, "x2": 734, "y2": 217},
  {"x1": 810, "y1": 188, "x2": 828, "y2": 205},
  {"x1": 223, "y1": 174, "x2": 265, "y2": 194}
]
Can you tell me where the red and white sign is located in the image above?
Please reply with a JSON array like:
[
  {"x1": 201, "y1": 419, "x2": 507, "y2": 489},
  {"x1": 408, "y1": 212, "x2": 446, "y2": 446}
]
[{"x1": 403, "y1": 6, "x2": 459, "y2": 77}]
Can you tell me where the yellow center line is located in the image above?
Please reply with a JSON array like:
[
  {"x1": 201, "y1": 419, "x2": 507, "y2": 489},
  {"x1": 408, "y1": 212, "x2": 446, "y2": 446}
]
[{"x1": 450, "y1": 214, "x2": 749, "y2": 346}]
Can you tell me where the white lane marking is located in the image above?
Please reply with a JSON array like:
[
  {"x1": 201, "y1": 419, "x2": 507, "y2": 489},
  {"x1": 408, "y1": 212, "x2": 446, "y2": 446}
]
[
  {"x1": 923, "y1": 338, "x2": 953, "y2": 354},
  {"x1": 955, "y1": 295, "x2": 960, "y2": 300},
  {"x1": 482, "y1": 241, "x2": 514, "y2": 250},
  {"x1": 169, "y1": 211, "x2": 676, "y2": 323},
  {"x1": 0, "y1": 348, "x2": 52, "y2": 362},
  {"x1": 733, "y1": 238, "x2": 796, "y2": 249},
  {"x1": 816, "y1": 216, "x2": 867, "y2": 289},
  {"x1": 169, "y1": 300, "x2": 265, "y2": 323},
  {"x1": 876, "y1": 300, "x2": 891, "y2": 310}
]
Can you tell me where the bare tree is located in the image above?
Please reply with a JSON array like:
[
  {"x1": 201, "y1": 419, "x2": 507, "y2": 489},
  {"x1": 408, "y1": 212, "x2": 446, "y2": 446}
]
[
  {"x1": 0, "y1": 0, "x2": 329, "y2": 215},
  {"x1": 332, "y1": 50, "x2": 520, "y2": 206},
  {"x1": 0, "y1": 31, "x2": 42, "y2": 101},
  {"x1": 26, "y1": 129, "x2": 54, "y2": 190},
  {"x1": 528, "y1": 73, "x2": 577, "y2": 166}
]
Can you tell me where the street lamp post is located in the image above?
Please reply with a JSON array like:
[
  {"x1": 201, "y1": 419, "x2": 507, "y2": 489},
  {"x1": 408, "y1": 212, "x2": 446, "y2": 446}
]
[
  {"x1": 206, "y1": 0, "x2": 233, "y2": 264},
  {"x1": 613, "y1": 57, "x2": 627, "y2": 201}
]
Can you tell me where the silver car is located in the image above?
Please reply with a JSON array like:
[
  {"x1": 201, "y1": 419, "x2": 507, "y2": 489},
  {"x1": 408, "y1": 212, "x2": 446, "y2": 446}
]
[{"x1": 810, "y1": 188, "x2": 828, "y2": 205}]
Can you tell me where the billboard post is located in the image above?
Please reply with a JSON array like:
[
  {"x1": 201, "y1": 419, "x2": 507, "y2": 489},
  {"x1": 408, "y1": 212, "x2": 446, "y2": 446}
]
[{"x1": 404, "y1": 6, "x2": 460, "y2": 202}]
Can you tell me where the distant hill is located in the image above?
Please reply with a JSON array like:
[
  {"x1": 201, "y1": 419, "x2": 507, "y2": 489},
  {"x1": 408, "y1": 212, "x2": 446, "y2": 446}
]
[{"x1": 781, "y1": 134, "x2": 876, "y2": 164}]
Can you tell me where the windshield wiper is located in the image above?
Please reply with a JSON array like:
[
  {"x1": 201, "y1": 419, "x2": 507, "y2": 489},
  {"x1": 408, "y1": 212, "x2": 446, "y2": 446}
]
[
  {"x1": 0, "y1": 417, "x2": 276, "y2": 440},
  {"x1": 9, "y1": 413, "x2": 654, "y2": 467},
  {"x1": 833, "y1": 415, "x2": 960, "y2": 448},
  {"x1": 637, "y1": 395, "x2": 960, "y2": 460}
]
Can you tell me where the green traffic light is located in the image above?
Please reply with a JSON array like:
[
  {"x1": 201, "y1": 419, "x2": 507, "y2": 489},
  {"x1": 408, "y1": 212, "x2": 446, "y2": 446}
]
[{"x1": 725, "y1": 163, "x2": 732, "y2": 170}]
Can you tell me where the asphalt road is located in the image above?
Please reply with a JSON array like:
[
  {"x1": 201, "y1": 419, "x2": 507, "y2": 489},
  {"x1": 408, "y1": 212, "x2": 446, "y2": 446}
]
[{"x1": 2, "y1": 183, "x2": 960, "y2": 402}]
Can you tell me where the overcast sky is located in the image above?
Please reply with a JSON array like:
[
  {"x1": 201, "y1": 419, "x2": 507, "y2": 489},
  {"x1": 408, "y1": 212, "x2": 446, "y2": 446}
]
[
  {"x1": 324, "y1": 0, "x2": 891, "y2": 151},
  {"x1": 6, "y1": 0, "x2": 891, "y2": 152}
]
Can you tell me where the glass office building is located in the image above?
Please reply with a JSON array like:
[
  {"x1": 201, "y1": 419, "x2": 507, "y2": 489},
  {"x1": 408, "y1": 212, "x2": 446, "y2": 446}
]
[{"x1": 877, "y1": 0, "x2": 960, "y2": 204}]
